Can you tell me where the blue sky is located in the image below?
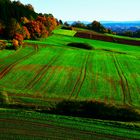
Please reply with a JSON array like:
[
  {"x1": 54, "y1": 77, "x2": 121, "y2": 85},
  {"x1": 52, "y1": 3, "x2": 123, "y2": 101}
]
[{"x1": 12, "y1": 0, "x2": 140, "y2": 21}]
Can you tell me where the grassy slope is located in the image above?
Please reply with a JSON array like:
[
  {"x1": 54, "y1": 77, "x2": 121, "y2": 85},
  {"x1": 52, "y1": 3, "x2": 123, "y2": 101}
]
[
  {"x1": 0, "y1": 108, "x2": 140, "y2": 140},
  {"x1": 0, "y1": 29, "x2": 140, "y2": 139},
  {"x1": 0, "y1": 30, "x2": 140, "y2": 107},
  {"x1": 106, "y1": 33, "x2": 140, "y2": 41},
  {"x1": 52, "y1": 29, "x2": 77, "y2": 36}
]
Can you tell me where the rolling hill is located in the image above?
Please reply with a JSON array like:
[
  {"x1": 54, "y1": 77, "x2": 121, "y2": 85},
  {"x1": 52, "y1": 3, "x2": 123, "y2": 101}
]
[{"x1": 0, "y1": 28, "x2": 140, "y2": 139}]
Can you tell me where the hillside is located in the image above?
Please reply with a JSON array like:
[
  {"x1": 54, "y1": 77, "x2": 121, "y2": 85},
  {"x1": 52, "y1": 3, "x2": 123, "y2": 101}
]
[
  {"x1": 0, "y1": 108, "x2": 140, "y2": 140},
  {"x1": 0, "y1": 28, "x2": 140, "y2": 139},
  {"x1": 0, "y1": 28, "x2": 140, "y2": 106}
]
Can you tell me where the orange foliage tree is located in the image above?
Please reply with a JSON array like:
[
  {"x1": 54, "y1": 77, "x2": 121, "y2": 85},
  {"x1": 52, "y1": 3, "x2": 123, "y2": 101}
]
[
  {"x1": 14, "y1": 33, "x2": 23, "y2": 46},
  {"x1": 24, "y1": 20, "x2": 41, "y2": 39}
]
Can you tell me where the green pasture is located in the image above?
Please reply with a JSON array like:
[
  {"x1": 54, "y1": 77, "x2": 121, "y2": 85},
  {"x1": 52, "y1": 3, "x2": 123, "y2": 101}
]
[
  {"x1": 0, "y1": 29, "x2": 140, "y2": 107},
  {"x1": 105, "y1": 33, "x2": 140, "y2": 41},
  {"x1": 52, "y1": 29, "x2": 77, "y2": 36},
  {"x1": 0, "y1": 109, "x2": 140, "y2": 140}
]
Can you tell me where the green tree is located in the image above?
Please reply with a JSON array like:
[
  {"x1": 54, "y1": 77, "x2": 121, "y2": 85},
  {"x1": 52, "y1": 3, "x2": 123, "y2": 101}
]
[{"x1": 88, "y1": 20, "x2": 106, "y2": 33}]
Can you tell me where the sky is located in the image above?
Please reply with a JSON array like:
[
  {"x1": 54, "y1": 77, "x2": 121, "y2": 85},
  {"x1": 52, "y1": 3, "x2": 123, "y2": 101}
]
[{"x1": 11, "y1": 0, "x2": 140, "y2": 21}]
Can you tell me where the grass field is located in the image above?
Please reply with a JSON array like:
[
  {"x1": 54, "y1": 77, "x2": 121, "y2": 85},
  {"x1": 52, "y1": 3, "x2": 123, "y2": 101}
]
[
  {"x1": 0, "y1": 30, "x2": 140, "y2": 106},
  {"x1": 0, "y1": 28, "x2": 140, "y2": 139},
  {"x1": 0, "y1": 108, "x2": 140, "y2": 140},
  {"x1": 106, "y1": 33, "x2": 140, "y2": 41}
]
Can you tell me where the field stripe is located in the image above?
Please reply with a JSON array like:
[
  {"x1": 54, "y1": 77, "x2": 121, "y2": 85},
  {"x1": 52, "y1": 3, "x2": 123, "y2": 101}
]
[
  {"x1": 0, "y1": 50, "x2": 36, "y2": 80},
  {"x1": 68, "y1": 53, "x2": 90, "y2": 99},
  {"x1": 25, "y1": 50, "x2": 65, "y2": 90},
  {"x1": 113, "y1": 54, "x2": 132, "y2": 105},
  {"x1": 0, "y1": 113, "x2": 138, "y2": 140},
  {"x1": 75, "y1": 53, "x2": 90, "y2": 99}
]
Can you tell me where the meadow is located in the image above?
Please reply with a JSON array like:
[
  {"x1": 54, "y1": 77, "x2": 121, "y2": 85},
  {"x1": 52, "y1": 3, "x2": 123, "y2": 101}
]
[
  {"x1": 0, "y1": 29, "x2": 140, "y2": 107},
  {"x1": 0, "y1": 108, "x2": 140, "y2": 140},
  {"x1": 0, "y1": 28, "x2": 140, "y2": 139}
]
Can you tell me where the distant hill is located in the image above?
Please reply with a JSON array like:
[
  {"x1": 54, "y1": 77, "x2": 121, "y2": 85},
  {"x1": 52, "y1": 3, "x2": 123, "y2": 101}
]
[
  {"x1": 101, "y1": 21, "x2": 140, "y2": 33},
  {"x1": 67, "y1": 20, "x2": 140, "y2": 33},
  {"x1": 67, "y1": 21, "x2": 90, "y2": 25}
]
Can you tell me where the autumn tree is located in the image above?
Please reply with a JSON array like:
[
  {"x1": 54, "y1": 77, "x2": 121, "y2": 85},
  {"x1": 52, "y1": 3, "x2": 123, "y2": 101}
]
[
  {"x1": 25, "y1": 20, "x2": 41, "y2": 39},
  {"x1": 20, "y1": 17, "x2": 29, "y2": 25}
]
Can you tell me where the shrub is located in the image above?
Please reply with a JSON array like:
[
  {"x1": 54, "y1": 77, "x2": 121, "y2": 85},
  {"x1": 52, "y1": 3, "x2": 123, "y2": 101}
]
[
  {"x1": 0, "y1": 41, "x2": 6, "y2": 50},
  {"x1": 67, "y1": 42, "x2": 93, "y2": 50},
  {"x1": 14, "y1": 33, "x2": 23, "y2": 46},
  {"x1": 61, "y1": 26, "x2": 73, "y2": 30},
  {"x1": 50, "y1": 100, "x2": 140, "y2": 122},
  {"x1": 12, "y1": 39, "x2": 19, "y2": 50}
]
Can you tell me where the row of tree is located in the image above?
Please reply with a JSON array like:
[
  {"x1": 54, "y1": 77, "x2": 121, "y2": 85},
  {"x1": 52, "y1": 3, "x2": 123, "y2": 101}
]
[
  {"x1": 66, "y1": 20, "x2": 115, "y2": 34},
  {"x1": 69, "y1": 21, "x2": 140, "y2": 37},
  {"x1": 118, "y1": 30, "x2": 140, "y2": 38}
]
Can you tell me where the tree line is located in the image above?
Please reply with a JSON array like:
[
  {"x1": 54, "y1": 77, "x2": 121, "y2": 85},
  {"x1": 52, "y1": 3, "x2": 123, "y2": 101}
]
[{"x1": 63, "y1": 20, "x2": 115, "y2": 34}]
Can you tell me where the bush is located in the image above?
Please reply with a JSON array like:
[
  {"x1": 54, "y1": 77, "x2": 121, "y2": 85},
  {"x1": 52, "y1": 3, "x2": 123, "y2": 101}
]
[
  {"x1": 61, "y1": 26, "x2": 73, "y2": 30},
  {"x1": 67, "y1": 42, "x2": 93, "y2": 50},
  {"x1": 50, "y1": 100, "x2": 140, "y2": 122},
  {"x1": 0, "y1": 41, "x2": 6, "y2": 50},
  {"x1": 14, "y1": 33, "x2": 23, "y2": 46},
  {"x1": 12, "y1": 39, "x2": 19, "y2": 50}
]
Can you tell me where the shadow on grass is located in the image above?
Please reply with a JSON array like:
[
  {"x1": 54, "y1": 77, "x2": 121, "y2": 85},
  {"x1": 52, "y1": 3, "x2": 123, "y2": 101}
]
[
  {"x1": 67, "y1": 42, "x2": 94, "y2": 50},
  {"x1": 46, "y1": 100, "x2": 140, "y2": 122}
]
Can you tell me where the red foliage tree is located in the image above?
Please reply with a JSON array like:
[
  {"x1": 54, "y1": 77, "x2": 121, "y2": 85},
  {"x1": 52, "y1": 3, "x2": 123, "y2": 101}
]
[
  {"x1": 21, "y1": 26, "x2": 30, "y2": 39},
  {"x1": 14, "y1": 33, "x2": 24, "y2": 46},
  {"x1": 36, "y1": 16, "x2": 57, "y2": 34},
  {"x1": 25, "y1": 20, "x2": 41, "y2": 39}
]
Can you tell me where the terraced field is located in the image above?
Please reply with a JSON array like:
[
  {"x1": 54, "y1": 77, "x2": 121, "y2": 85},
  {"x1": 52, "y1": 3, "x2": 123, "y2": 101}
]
[
  {"x1": 0, "y1": 29, "x2": 140, "y2": 108},
  {"x1": 0, "y1": 109, "x2": 140, "y2": 140}
]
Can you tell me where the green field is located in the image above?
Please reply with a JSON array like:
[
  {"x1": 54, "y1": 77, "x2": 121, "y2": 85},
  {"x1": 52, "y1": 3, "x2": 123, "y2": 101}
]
[
  {"x1": 0, "y1": 30, "x2": 140, "y2": 106},
  {"x1": 0, "y1": 29, "x2": 140, "y2": 139},
  {"x1": 106, "y1": 33, "x2": 140, "y2": 41},
  {"x1": 0, "y1": 108, "x2": 140, "y2": 140}
]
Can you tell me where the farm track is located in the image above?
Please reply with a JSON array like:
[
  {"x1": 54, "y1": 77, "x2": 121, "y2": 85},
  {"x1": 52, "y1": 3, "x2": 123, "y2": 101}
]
[
  {"x1": 112, "y1": 54, "x2": 132, "y2": 105},
  {"x1": 39, "y1": 67, "x2": 56, "y2": 91},
  {"x1": 69, "y1": 53, "x2": 90, "y2": 99},
  {"x1": 0, "y1": 50, "x2": 36, "y2": 80},
  {"x1": 25, "y1": 50, "x2": 65, "y2": 90}
]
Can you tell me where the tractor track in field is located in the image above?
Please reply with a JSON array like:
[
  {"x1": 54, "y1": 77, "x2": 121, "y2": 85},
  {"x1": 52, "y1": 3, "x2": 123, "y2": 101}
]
[
  {"x1": 115, "y1": 56, "x2": 132, "y2": 105},
  {"x1": 0, "y1": 50, "x2": 36, "y2": 80},
  {"x1": 0, "y1": 118, "x2": 136, "y2": 140},
  {"x1": 39, "y1": 67, "x2": 56, "y2": 91},
  {"x1": 112, "y1": 54, "x2": 132, "y2": 105},
  {"x1": 25, "y1": 51, "x2": 64, "y2": 90},
  {"x1": 69, "y1": 53, "x2": 90, "y2": 100}
]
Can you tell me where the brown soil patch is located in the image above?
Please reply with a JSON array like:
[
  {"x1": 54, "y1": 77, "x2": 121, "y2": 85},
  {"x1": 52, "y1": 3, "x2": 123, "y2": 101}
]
[{"x1": 75, "y1": 31, "x2": 140, "y2": 46}]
